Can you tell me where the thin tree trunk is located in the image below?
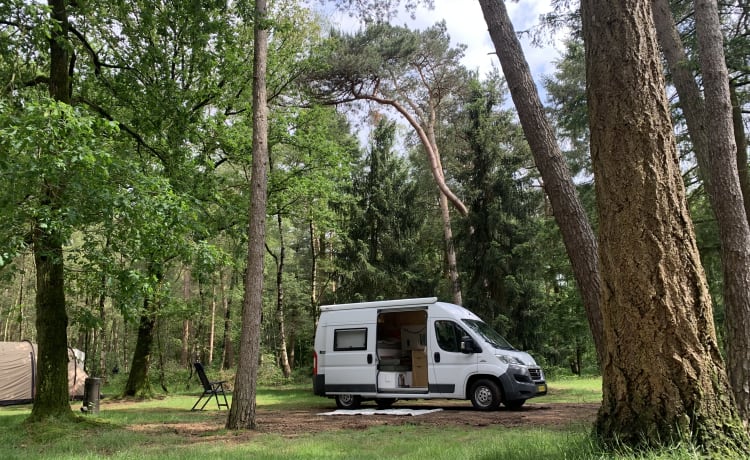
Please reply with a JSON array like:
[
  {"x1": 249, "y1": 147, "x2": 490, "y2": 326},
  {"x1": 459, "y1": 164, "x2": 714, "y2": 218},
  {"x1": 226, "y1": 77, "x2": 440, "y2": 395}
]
[
  {"x1": 226, "y1": 0, "x2": 269, "y2": 430},
  {"x1": 15, "y1": 253, "x2": 25, "y2": 340},
  {"x1": 181, "y1": 269, "x2": 191, "y2": 367},
  {"x1": 427, "y1": 121, "x2": 462, "y2": 305},
  {"x1": 479, "y1": 0, "x2": 604, "y2": 364},
  {"x1": 97, "y1": 279, "x2": 107, "y2": 379},
  {"x1": 221, "y1": 269, "x2": 235, "y2": 370},
  {"x1": 309, "y1": 220, "x2": 320, "y2": 324},
  {"x1": 208, "y1": 285, "x2": 216, "y2": 365},
  {"x1": 581, "y1": 0, "x2": 749, "y2": 452},
  {"x1": 271, "y1": 213, "x2": 292, "y2": 378}
]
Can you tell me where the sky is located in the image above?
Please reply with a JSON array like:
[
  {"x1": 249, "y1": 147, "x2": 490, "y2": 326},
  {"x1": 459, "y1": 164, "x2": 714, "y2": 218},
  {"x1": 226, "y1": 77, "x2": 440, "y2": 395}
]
[{"x1": 317, "y1": 0, "x2": 565, "y2": 104}]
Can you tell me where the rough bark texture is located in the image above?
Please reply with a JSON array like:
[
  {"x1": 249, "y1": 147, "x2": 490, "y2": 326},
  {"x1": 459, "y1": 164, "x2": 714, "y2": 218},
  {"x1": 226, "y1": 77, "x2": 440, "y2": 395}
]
[
  {"x1": 695, "y1": 0, "x2": 750, "y2": 422},
  {"x1": 478, "y1": 0, "x2": 604, "y2": 363},
  {"x1": 29, "y1": 0, "x2": 75, "y2": 422},
  {"x1": 581, "y1": 0, "x2": 750, "y2": 452},
  {"x1": 123, "y1": 293, "x2": 158, "y2": 397},
  {"x1": 654, "y1": 0, "x2": 750, "y2": 423},
  {"x1": 226, "y1": 0, "x2": 268, "y2": 430}
]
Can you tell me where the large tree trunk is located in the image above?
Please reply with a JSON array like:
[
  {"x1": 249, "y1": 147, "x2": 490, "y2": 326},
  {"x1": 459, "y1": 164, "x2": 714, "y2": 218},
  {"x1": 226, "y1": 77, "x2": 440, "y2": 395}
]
[
  {"x1": 654, "y1": 0, "x2": 750, "y2": 423},
  {"x1": 478, "y1": 0, "x2": 604, "y2": 363},
  {"x1": 226, "y1": 0, "x2": 269, "y2": 430},
  {"x1": 694, "y1": 0, "x2": 750, "y2": 423},
  {"x1": 29, "y1": 0, "x2": 74, "y2": 422},
  {"x1": 581, "y1": 0, "x2": 749, "y2": 452}
]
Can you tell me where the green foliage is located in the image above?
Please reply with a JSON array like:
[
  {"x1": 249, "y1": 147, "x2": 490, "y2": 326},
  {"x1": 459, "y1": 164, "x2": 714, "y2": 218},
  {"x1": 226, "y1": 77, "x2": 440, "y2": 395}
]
[{"x1": 335, "y1": 118, "x2": 440, "y2": 302}]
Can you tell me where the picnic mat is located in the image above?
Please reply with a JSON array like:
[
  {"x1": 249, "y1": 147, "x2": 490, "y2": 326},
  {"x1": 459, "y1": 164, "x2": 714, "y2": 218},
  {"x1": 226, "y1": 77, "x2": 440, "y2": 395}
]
[{"x1": 318, "y1": 408, "x2": 443, "y2": 416}]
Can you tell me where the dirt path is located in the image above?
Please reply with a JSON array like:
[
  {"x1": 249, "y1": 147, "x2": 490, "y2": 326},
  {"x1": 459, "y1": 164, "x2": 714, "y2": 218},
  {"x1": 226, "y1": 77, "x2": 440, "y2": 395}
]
[{"x1": 128, "y1": 401, "x2": 599, "y2": 442}]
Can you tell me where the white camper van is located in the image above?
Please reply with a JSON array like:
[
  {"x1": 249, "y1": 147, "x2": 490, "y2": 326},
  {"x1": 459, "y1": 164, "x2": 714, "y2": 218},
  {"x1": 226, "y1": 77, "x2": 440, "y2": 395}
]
[{"x1": 312, "y1": 297, "x2": 547, "y2": 410}]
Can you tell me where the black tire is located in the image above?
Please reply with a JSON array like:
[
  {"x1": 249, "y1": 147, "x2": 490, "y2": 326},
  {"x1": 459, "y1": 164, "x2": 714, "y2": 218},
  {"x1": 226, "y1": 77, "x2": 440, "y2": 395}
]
[
  {"x1": 469, "y1": 379, "x2": 502, "y2": 411},
  {"x1": 335, "y1": 394, "x2": 362, "y2": 409},
  {"x1": 503, "y1": 399, "x2": 526, "y2": 410},
  {"x1": 375, "y1": 398, "x2": 396, "y2": 409}
]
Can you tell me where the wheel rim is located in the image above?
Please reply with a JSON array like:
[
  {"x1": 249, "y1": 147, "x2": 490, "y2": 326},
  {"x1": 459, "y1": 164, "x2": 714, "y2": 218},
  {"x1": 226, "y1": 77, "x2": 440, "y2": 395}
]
[
  {"x1": 339, "y1": 395, "x2": 354, "y2": 406},
  {"x1": 474, "y1": 386, "x2": 493, "y2": 408}
]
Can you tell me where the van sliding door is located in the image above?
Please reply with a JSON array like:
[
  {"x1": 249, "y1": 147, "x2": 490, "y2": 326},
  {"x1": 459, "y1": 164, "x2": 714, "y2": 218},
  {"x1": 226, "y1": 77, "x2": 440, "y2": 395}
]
[{"x1": 324, "y1": 325, "x2": 377, "y2": 394}]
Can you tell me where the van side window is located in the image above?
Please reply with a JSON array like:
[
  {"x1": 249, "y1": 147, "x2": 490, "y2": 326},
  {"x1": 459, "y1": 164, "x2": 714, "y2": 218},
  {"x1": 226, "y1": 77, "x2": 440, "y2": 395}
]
[
  {"x1": 333, "y1": 328, "x2": 368, "y2": 351},
  {"x1": 434, "y1": 320, "x2": 466, "y2": 353}
]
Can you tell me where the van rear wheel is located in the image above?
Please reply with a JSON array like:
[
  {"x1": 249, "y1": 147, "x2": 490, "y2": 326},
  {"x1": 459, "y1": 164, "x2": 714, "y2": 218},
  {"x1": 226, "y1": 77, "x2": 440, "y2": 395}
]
[
  {"x1": 470, "y1": 379, "x2": 501, "y2": 411},
  {"x1": 335, "y1": 394, "x2": 362, "y2": 409}
]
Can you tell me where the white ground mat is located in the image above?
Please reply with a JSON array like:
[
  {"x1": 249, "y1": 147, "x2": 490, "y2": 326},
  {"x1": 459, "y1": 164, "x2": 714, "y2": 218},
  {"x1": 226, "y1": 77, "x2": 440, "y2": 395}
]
[{"x1": 319, "y1": 408, "x2": 443, "y2": 416}]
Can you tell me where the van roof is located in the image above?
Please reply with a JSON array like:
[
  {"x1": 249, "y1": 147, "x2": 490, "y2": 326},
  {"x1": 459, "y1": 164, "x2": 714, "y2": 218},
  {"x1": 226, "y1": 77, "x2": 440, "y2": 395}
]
[{"x1": 320, "y1": 297, "x2": 438, "y2": 312}]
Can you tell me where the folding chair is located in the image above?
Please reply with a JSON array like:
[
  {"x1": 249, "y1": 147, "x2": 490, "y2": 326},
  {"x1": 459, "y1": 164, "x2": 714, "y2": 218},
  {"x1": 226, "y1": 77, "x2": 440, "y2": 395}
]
[{"x1": 191, "y1": 362, "x2": 229, "y2": 411}]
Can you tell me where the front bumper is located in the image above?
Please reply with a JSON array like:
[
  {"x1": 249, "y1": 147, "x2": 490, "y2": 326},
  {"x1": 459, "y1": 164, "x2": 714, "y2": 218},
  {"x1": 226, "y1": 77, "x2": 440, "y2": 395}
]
[{"x1": 499, "y1": 365, "x2": 547, "y2": 401}]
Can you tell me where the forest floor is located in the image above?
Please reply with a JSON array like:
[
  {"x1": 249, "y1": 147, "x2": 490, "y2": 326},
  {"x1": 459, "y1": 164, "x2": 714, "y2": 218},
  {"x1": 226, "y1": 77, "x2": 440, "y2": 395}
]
[{"x1": 125, "y1": 400, "x2": 600, "y2": 443}]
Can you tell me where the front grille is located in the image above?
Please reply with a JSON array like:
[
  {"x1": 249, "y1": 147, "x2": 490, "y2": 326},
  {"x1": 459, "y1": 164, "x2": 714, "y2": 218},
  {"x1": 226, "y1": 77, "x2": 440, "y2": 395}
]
[{"x1": 528, "y1": 367, "x2": 543, "y2": 381}]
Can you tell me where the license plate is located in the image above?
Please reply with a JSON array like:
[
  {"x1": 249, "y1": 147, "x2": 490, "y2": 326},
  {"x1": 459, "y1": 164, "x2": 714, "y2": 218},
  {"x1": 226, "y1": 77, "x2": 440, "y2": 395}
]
[{"x1": 537, "y1": 384, "x2": 547, "y2": 393}]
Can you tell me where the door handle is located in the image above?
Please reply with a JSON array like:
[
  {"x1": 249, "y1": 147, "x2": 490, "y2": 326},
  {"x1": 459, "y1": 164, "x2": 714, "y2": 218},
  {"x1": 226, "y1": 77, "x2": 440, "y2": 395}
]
[
  {"x1": 434, "y1": 352, "x2": 440, "y2": 363},
  {"x1": 367, "y1": 353, "x2": 373, "y2": 364}
]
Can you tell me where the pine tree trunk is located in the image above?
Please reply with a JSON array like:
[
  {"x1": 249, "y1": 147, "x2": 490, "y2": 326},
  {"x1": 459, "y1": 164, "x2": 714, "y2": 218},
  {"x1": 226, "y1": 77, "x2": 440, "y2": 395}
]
[
  {"x1": 208, "y1": 286, "x2": 216, "y2": 365},
  {"x1": 581, "y1": 0, "x2": 750, "y2": 452},
  {"x1": 479, "y1": 0, "x2": 604, "y2": 363},
  {"x1": 226, "y1": 0, "x2": 268, "y2": 430},
  {"x1": 654, "y1": 0, "x2": 750, "y2": 423}
]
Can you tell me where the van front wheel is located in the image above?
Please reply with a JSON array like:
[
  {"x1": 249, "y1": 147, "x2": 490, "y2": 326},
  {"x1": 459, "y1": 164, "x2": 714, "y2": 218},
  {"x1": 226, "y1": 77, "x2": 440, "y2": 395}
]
[
  {"x1": 470, "y1": 379, "x2": 501, "y2": 411},
  {"x1": 335, "y1": 394, "x2": 362, "y2": 409}
]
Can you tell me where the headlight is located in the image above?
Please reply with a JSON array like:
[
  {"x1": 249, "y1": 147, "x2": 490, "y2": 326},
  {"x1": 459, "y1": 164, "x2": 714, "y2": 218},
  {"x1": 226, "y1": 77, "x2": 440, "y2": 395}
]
[{"x1": 495, "y1": 354, "x2": 524, "y2": 365}]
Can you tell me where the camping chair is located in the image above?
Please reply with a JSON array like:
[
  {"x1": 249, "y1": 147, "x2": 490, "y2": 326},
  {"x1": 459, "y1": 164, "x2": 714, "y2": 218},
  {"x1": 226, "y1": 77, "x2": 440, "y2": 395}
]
[{"x1": 191, "y1": 362, "x2": 229, "y2": 411}]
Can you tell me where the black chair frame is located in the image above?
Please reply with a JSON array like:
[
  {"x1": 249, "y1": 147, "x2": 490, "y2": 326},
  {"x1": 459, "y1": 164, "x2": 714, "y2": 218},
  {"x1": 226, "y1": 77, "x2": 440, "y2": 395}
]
[{"x1": 191, "y1": 362, "x2": 229, "y2": 411}]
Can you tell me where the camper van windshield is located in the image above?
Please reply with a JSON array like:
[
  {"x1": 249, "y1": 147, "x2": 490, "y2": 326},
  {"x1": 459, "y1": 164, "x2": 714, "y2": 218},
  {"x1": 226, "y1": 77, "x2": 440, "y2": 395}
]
[{"x1": 462, "y1": 319, "x2": 515, "y2": 350}]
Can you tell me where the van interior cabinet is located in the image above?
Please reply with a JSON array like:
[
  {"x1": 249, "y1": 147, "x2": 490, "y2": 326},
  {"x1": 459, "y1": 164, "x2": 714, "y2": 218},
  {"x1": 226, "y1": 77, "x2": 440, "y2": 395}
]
[{"x1": 411, "y1": 350, "x2": 428, "y2": 387}]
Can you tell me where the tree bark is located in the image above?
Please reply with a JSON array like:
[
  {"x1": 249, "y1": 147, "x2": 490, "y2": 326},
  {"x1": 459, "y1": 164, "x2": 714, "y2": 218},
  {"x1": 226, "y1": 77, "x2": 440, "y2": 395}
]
[
  {"x1": 653, "y1": 0, "x2": 750, "y2": 422},
  {"x1": 122, "y1": 268, "x2": 163, "y2": 398},
  {"x1": 581, "y1": 0, "x2": 749, "y2": 452},
  {"x1": 694, "y1": 0, "x2": 750, "y2": 423},
  {"x1": 478, "y1": 0, "x2": 604, "y2": 363},
  {"x1": 29, "y1": 0, "x2": 75, "y2": 422},
  {"x1": 226, "y1": 0, "x2": 269, "y2": 430}
]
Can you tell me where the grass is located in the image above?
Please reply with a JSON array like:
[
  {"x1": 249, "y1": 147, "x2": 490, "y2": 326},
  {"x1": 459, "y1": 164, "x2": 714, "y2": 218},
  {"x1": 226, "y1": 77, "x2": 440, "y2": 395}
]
[{"x1": 0, "y1": 376, "x2": 724, "y2": 459}]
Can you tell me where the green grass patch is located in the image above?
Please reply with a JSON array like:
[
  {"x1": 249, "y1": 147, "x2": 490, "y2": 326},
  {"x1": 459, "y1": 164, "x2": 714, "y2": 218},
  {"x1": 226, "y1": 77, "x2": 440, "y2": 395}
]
[
  {"x1": 0, "y1": 377, "x2": 722, "y2": 459},
  {"x1": 543, "y1": 376, "x2": 602, "y2": 404}
]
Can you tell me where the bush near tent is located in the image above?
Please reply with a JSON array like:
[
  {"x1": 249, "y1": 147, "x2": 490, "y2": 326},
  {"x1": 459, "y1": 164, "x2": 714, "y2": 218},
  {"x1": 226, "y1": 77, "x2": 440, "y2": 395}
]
[{"x1": 0, "y1": 341, "x2": 88, "y2": 406}]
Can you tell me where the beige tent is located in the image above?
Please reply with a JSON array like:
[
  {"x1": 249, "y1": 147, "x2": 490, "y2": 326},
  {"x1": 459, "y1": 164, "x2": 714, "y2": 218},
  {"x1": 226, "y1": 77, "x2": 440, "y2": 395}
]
[{"x1": 0, "y1": 341, "x2": 88, "y2": 406}]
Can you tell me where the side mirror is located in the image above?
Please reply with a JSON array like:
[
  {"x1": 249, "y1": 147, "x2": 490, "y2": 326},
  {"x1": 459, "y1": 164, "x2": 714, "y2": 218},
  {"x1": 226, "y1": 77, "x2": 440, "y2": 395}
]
[{"x1": 460, "y1": 336, "x2": 476, "y2": 354}]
